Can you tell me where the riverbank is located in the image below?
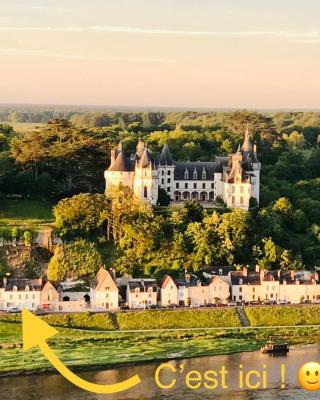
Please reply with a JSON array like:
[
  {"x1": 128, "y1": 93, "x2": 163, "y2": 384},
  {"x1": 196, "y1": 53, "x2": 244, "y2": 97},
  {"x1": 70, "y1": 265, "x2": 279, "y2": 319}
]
[{"x1": 0, "y1": 320, "x2": 319, "y2": 377}]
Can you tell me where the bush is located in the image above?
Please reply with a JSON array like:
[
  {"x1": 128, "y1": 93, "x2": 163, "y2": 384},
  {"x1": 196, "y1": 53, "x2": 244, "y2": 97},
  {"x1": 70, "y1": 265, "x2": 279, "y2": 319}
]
[{"x1": 116, "y1": 308, "x2": 241, "y2": 330}]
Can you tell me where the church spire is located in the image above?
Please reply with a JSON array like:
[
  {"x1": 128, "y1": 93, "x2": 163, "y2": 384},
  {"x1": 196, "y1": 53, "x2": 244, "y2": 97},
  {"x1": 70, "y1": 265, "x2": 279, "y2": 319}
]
[{"x1": 241, "y1": 123, "x2": 253, "y2": 153}]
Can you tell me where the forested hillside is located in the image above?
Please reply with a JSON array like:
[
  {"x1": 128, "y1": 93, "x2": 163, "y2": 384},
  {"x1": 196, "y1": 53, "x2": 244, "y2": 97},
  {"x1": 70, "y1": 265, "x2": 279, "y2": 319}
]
[{"x1": 1, "y1": 110, "x2": 320, "y2": 277}]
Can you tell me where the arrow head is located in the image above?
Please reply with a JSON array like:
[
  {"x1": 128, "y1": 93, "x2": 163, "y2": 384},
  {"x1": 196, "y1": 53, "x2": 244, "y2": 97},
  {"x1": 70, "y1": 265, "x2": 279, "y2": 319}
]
[{"x1": 22, "y1": 308, "x2": 58, "y2": 351}]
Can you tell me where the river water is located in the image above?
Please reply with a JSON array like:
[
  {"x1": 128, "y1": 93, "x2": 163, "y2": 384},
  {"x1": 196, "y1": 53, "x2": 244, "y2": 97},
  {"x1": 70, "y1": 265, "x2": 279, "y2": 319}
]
[{"x1": 0, "y1": 344, "x2": 319, "y2": 399}]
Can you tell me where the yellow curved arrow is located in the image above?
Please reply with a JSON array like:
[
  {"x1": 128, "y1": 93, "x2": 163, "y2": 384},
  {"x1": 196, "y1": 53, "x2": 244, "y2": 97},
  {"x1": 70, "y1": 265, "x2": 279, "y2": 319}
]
[{"x1": 22, "y1": 309, "x2": 141, "y2": 394}]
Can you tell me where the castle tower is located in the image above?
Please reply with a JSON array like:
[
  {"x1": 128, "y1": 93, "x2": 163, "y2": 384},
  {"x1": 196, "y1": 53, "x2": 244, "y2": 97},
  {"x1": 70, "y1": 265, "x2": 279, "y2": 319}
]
[
  {"x1": 158, "y1": 144, "x2": 175, "y2": 199},
  {"x1": 133, "y1": 146, "x2": 159, "y2": 205}
]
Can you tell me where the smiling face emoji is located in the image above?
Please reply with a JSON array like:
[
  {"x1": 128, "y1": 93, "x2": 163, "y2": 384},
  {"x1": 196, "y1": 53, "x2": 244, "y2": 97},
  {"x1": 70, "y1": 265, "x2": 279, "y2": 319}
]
[{"x1": 298, "y1": 362, "x2": 320, "y2": 391}]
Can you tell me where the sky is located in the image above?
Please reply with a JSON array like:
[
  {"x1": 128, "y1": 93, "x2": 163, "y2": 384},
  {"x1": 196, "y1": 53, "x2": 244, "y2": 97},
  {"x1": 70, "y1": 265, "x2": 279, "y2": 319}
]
[{"x1": 0, "y1": 0, "x2": 320, "y2": 109}]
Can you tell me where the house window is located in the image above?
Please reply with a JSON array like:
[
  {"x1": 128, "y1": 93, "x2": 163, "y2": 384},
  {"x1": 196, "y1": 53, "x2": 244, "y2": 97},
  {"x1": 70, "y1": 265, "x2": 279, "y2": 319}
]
[
  {"x1": 232, "y1": 196, "x2": 235, "y2": 204},
  {"x1": 168, "y1": 178, "x2": 171, "y2": 183},
  {"x1": 232, "y1": 186, "x2": 235, "y2": 193},
  {"x1": 185, "y1": 183, "x2": 188, "y2": 189},
  {"x1": 168, "y1": 171, "x2": 171, "y2": 176},
  {"x1": 176, "y1": 182, "x2": 179, "y2": 189},
  {"x1": 239, "y1": 287, "x2": 242, "y2": 293},
  {"x1": 144, "y1": 186, "x2": 148, "y2": 198},
  {"x1": 167, "y1": 187, "x2": 171, "y2": 192},
  {"x1": 194, "y1": 183, "x2": 197, "y2": 189},
  {"x1": 240, "y1": 186, "x2": 244, "y2": 193},
  {"x1": 253, "y1": 287, "x2": 255, "y2": 293},
  {"x1": 240, "y1": 197, "x2": 244, "y2": 204},
  {"x1": 211, "y1": 183, "x2": 214, "y2": 189},
  {"x1": 162, "y1": 170, "x2": 164, "y2": 175},
  {"x1": 202, "y1": 183, "x2": 205, "y2": 189},
  {"x1": 161, "y1": 179, "x2": 164, "y2": 184}
]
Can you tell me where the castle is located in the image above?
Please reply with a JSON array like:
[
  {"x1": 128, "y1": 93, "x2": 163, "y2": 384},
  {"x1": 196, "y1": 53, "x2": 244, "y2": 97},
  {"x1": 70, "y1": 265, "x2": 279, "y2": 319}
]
[{"x1": 104, "y1": 126, "x2": 260, "y2": 210}]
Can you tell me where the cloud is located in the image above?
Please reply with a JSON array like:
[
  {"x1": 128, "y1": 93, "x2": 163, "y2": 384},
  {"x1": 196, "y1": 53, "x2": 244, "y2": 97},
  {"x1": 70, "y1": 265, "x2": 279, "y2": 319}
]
[
  {"x1": 0, "y1": 25, "x2": 319, "y2": 43},
  {"x1": 0, "y1": 47, "x2": 174, "y2": 63},
  {"x1": 32, "y1": 6, "x2": 74, "y2": 13}
]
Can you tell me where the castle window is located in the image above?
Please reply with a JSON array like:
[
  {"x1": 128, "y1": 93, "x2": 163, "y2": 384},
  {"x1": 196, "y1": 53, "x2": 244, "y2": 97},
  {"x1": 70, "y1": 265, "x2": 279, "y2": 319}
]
[
  {"x1": 161, "y1": 179, "x2": 164, "y2": 184},
  {"x1": 184, "y1": 169, "x2": 189, "y2": 179},
  {"x1": 168, "y1": 178, "x2": 171, "y2": 183},
  {"x1": 193, "y1": 169, "x2": 197, "y2": 180},
  {"x1": 168, "y1": 171, "x2": 171, "y2": 176},
  {"x1": 211, "y1": 183, "x2": 214, "y2": 189},
  {"x1": 202, "y1": 170, "x2": 206, "y2": 179},
  {"x1": 167, "y1": 187, "x2": 171, "y2": 192},
  {"x1": 202, "y1": 183, "x2": 205, "y2": 189},
  {"x1": 194, "y1": 183, "x2": 197, "y2": 189},
  {"x1": 162, "y1": 170, "x2": 164, "y2": 175},
  {"x1": 176, "y1": 183, "x2": 179, "y2": 189},
  {"x1": 144, "y1": 186, "x2": 148, "y2": 198},
  {"x1": 185, "y1": 183, "x2": 188, "y2": 189}
]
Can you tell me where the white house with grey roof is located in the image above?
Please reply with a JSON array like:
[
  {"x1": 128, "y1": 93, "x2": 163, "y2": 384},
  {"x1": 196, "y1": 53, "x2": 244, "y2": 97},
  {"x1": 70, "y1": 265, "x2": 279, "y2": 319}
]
[{"x1": 105, "y1": 125, "x2": 260, "y2": 210}]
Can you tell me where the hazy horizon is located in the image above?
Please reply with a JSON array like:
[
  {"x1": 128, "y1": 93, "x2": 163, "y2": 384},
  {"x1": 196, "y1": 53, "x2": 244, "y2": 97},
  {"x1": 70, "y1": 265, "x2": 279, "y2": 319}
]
[{"x1": 1, "y1": 0, "x2": 320, "y2": 109}]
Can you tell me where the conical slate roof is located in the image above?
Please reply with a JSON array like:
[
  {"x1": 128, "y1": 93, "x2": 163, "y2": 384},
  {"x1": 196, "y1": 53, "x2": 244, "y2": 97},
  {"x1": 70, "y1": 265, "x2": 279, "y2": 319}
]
[
  {"x1": 241, "y1": 124, "x2": 253, "y2": 153},
  {"x1": 139, "y1": 147, "x2": 154, "y2": 168},
  {"x1": 108, "y1": 151, "x2": 131, "y2": 172},
  {"x1": 159, "y1": 144, "x2": 173, "y2": 165}
]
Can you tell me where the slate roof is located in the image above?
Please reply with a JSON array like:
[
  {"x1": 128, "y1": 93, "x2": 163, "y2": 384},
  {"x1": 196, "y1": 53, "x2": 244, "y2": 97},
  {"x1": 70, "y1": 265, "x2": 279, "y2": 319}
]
[
  {"x1": 230, "y1": 272, "x2": 261, "y2": 285},
  {"x1": 128, "y1": 279, "x2": 158, "y2": 292},
  {"x1": 108, "y1": 151, "x2": 135, "y2": 172},
  {"x1": 4, "y1": 278, "x2": 44, "y2": 291},
  {"x1": 174, "y1": 161, "x2": 221, "y2": 181},
  {"x1": 159, "y1": 144, "x2": 173, "y2": 166}
]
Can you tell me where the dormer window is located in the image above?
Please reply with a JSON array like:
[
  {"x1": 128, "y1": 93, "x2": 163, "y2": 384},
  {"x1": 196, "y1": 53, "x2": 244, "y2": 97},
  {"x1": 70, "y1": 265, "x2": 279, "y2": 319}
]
[
  {"x1": 239, "y1": 279, "x2": 243, "y2": 285},
  {"x1": 25, "y1": 285, "x2": 29, "y2": 291},
  {"x1": 193, "y1": 169, "x2": 197, "y2": 180},
  {"x1": 148, "y1": 287, "x2": 153, "y2": 293},
  {"x1": 135, "y1": 287, "x2": 140, "y2": 293},
  {"x1": 202, "y1": 169, "x2": 206, "y2": 180},
  {"x1": 13, "y1": 285, "x2": 17, "y2": 291},
  {"x1": 184, "y1": 169, "x2": 189, "y2": 180}
]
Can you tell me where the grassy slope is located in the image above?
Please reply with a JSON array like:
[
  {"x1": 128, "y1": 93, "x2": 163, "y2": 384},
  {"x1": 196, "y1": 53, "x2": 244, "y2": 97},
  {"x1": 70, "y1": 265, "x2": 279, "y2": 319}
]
[
  {"x1": 245, "y1": 305, "x2": 320, "y2": 326},
  {"x1": 0, "y1": 199, "x2": 54, "y2": 226},
  {"x1": 1, "y1": 122, "x2": 45, "y2": 134}
]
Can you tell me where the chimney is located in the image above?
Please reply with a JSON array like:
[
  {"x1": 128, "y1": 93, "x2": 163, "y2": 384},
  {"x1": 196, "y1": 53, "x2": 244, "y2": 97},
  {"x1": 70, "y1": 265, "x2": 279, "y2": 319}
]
[
  {"x1": 255, "y1": 265, "x2": 260, "y2": 273},
  {"x1": 110, "y1": 148, "x2": 116, "y2": 165},
  {"x1": 3, "y1": 277, "x2": 7, "y2": 288},
  {"x1": 260, "y1": 269, "x2": 265, "y2": 281},
  {"x1": 253, "y1": 143, "x2": 257, "y2": 153},
  {"x1": 38, "y1": 276, "x2": 43, "y2": 287},
  {"x1": 277, "y1": 270, "x2": 281, "y2": 279},
  {"x1": 242, "y1": 266, "x2": 248, "y2": 277},
  {"x1": 109, "y1": 268, "x2": 116, "y2": 282},
  {"x1": 314, "y1": 272, "x2": 319, "y2": 281},
  {"x1": 186, "y1": 273, "x2": 191, "y2": 284}
]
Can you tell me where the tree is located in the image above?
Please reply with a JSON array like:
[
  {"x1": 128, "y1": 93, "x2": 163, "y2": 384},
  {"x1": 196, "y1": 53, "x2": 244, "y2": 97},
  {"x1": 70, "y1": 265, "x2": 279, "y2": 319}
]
[
  {"x1": 54, "y1": 193, "x2": 109, "y2": 239},
  {"x1": 47, "y1": 239, "x2": 102, "y2": 281}
]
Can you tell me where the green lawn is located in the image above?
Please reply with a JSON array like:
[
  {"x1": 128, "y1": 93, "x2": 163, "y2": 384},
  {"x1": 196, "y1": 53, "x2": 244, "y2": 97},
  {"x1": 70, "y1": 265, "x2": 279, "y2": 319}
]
[
  {"x1": 0, "y1": 321, "x2": 319, "y2": 375},
  {"x1": 0, "y1": 199, "x2": 54, "y2": 225}
]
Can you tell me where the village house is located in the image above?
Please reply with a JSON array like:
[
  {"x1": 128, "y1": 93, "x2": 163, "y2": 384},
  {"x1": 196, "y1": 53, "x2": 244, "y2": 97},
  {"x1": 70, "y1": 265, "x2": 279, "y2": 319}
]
[
  {"x1": 126, "y1": 279, "x2": 158, "y2": 309},
  {"x1": 160, "y1": 274, "x2": 230, "y2": 307},
  {"x1": 230, "y1": 267, "x2": 320, "y2": 303},
  {"x1": 90, "y1": 267, "x2": 119, "y2": 310},
  {"x1": 0, "y1": 277, "x2": 43, "y2": 311}
]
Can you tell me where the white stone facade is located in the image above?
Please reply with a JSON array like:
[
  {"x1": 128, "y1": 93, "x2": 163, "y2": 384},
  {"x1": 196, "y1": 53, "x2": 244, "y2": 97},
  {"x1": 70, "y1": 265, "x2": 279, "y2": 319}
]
[{"x1": 105, "y1": 127, "x2": 261, "y2": 210}]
